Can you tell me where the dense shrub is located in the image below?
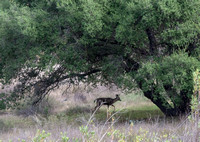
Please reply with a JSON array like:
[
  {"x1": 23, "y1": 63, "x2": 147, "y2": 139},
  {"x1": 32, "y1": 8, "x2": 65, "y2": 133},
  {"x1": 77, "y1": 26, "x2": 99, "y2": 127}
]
[{"x1": 136, "y1": 53, "x2": 200, "y2": 115}]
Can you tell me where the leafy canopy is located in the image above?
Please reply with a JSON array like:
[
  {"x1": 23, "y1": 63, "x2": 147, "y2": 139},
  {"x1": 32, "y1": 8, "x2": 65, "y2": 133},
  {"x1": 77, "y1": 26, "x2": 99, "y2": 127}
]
[{"x1": 0, "y1": 0, "x2": 200, "y2": 115}]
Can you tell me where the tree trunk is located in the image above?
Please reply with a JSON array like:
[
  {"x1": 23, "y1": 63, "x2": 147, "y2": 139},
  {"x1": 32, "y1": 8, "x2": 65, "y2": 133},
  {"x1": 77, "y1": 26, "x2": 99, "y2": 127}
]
[
  {"x1": 146, "y1": 28, "x2": 157, "y2": 55},
  {"x1": 139, "y1": 82, "x2": 192, "y2": 116},
  {"x1": 143, "y1": 89, "x2": 177, "y2": 116},
  {"x1": 177, "y1": 90, "x2": 191, "y2": 114},
  {"x1": 137, "y1": 80, "x2": 177, "y2": 116},
  {"x1": 143, "y1": 89, "x2": 192, "y2": 116},
  {"x1": 163, "y1": 84, "x2": 190, "y2": 115}
]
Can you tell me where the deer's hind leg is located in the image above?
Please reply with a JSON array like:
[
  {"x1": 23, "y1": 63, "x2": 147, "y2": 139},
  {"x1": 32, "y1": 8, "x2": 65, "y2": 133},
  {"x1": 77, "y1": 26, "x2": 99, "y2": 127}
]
[
  {"x1": 92, "y1": 105, "x2": 98, "y2": 113},
  {"x1": 93, "y1": 105, "x2": 99, "y2": 113}
]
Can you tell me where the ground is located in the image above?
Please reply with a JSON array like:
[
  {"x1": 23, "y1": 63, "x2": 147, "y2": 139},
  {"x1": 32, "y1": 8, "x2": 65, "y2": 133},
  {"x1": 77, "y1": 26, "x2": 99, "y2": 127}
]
[{"x1": 0, "y1": 84, "x2": 197, "y2": 141}]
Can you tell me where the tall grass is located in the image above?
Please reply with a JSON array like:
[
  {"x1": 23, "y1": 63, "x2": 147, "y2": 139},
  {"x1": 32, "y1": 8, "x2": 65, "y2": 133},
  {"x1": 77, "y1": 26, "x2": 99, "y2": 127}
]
[
  {"x1": 0, "y1": 111, "x2": 198, "y2": 141},
  {"x1": 0, "y1": 85, "x2": 199, "y2": 141}
]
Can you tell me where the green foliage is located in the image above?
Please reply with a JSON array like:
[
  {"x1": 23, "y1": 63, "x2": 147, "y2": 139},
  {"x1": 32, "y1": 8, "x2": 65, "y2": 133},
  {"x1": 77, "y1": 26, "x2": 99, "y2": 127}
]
[
  {"x1": 138, "y1": 53, "x2": 199, "y2": 91},
  {"x1": 0, "y1": 0, "x2": 10, "y2": 10},
  {"x1": 136, "y1": 53, "x2": 200, "y2": 108},
  {"x1": 0, "y1": 92, "x2": 22, "y2": 110},
  {"x1": 79, "y1": 125, "x2": 95, "y2": 141},
  {"x1": 0, "y1": 1, "x2": 45, "y2": 81},
  {"x1": 60, "y1": 132, "x2": 70, "y2": 142},
  {"x1": 115, "y1": 0, "x2": 200, "y2": 47},
  {"x1": 33, "y1": 130, "x2": 51, "y2": 142},
  {"x1": 0, "y1": 0, "x2": 200, "y2": 115}
]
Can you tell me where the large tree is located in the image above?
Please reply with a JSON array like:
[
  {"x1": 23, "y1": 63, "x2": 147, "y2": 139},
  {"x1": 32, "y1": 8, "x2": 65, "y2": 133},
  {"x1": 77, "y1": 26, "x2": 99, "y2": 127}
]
[{"x1": 0, "y1": 0, "x2": 200, "y2": 116}]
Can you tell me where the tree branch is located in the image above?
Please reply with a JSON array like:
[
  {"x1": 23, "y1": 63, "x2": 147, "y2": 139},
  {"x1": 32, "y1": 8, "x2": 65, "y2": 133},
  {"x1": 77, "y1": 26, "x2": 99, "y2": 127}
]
[
  {"x1": 32, "y1": 68, "x2": 101, "y2": 105},
  {"x1": 146, "y1": 28, "x2": 157, "y2": 55}
]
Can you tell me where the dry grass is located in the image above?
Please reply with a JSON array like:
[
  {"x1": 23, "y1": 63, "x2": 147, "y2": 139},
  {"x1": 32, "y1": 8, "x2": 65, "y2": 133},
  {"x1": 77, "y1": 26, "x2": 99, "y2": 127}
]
[
  {"x1": 0, "y1": 112, "x2": 198, "y2": 141},
  {"x1": 0, "y1": 84, "x2": 199, "y2": 141}
]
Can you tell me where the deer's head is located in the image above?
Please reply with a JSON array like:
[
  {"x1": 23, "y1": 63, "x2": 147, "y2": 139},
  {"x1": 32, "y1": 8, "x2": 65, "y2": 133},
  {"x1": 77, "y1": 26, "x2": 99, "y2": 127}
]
[{"x1": 116, "y1": 94, "x2": 121, "y2": 101}]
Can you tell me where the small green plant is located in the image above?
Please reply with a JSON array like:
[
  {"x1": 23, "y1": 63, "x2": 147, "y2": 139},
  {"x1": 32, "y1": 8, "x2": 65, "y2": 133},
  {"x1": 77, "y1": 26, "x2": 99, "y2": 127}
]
[
  {"x1": 17, "y1": 139, "x2": 26, "y2": 142},
  {"x1": 79, "y1": 125, "x2": 95, "y2": 142},
  {"x1": 190, "y1": 69, "x2": 200, "y2": 122},
  {"x1": 60, "y1": 132, "x2": 69, "y2": 142},
  {"x1": 192, "y1": 69, "x2": 200, "y2": 112},
  {"x1": 189, "y1": 69, "x2": 200, "y2": 141},
  {"x1": 32, "y1": 130, "x2": 51, "y2": 142}
]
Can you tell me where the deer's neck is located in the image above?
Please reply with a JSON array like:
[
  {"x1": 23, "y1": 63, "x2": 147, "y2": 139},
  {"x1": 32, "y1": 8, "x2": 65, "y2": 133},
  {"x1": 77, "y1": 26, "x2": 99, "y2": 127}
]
[{"x1": 113, "y1": 98, "x2": 118, "y2": 103}]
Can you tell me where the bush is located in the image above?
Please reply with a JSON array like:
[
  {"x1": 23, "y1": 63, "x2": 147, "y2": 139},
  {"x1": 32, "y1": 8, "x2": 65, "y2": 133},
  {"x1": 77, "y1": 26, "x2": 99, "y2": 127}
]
[{"x1": 135, "y1": 52, "x2": 200, "y2": 115}]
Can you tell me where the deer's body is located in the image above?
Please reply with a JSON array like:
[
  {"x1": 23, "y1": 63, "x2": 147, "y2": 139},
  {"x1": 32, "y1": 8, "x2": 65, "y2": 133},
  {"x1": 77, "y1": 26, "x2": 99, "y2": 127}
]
[{"x1": 93, "y1": 94, "x2": 121, "y2": 113}]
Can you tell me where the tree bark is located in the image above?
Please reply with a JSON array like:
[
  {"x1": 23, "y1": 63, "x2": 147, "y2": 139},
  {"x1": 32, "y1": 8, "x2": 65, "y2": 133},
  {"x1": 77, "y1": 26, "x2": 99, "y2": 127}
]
[
  {"x1": 143, "y1": 89, "x2": 177, "y2": 116},
  {"x1": 177, "y1": 90, "x2": 191, "y2": 114},
  {"x1": 137, "y1": 81, "x2": 177, "y2": 116},
  {"x1": 146, "y1": 28, "x2": 157, "y2": 55},
  {"x1": 140, "y1": 83, "x2": 191, "y2": 116}
]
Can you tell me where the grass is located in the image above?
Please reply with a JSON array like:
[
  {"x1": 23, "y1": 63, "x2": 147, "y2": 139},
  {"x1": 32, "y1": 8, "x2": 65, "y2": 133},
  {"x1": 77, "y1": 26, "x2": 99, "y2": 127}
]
[
  {"x1": 0, "y1": 91, "x2": 198, "y2": 141},
  {"x1": 0, "y1": 112, "x2": 196, "y2": 141},
  {"x1": 58, "y1": 93, "x2": 164, "y2": 123}
]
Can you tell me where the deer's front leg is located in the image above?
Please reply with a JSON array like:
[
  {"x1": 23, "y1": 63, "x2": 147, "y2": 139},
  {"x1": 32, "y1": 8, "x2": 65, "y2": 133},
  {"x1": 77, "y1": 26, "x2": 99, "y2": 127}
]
[
  {"x1": 107, "y1": 105, "x2": 110, "y2": 119},
  {"x1": 111, "y1": 105, "x2": 115, "y2": 111}
]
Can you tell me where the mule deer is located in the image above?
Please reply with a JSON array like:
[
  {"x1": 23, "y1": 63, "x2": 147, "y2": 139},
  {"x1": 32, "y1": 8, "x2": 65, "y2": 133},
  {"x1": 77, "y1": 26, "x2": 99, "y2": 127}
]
[{"x1": 93, "y1": 94, "x2": 121, "y2": 113}]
